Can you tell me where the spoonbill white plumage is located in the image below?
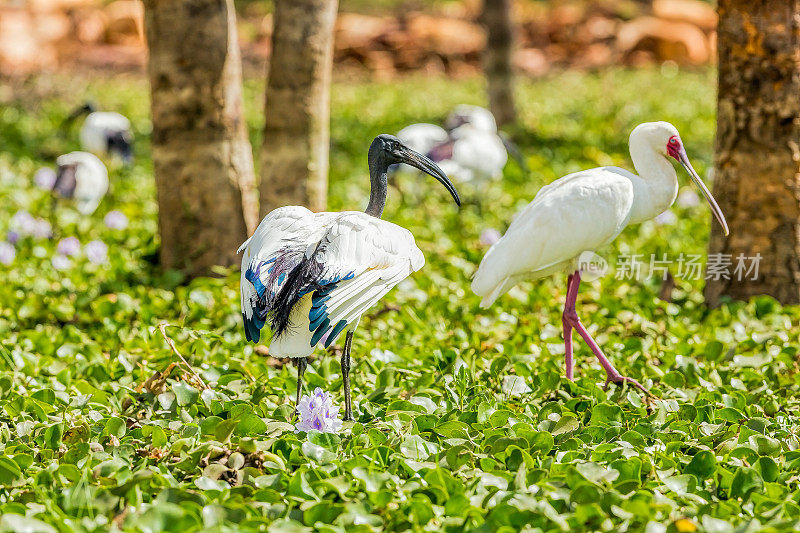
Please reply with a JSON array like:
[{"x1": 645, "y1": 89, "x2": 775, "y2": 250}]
[
  {"x1": 54, "y1": 151, "x2": 109, "y2": 215},
  {"x1": 471, "y1": 122, "x2": 729, "y2": 393},
  {"x1": 239, "y1": 135, "x2": 460, "y2": 420},
  {"x1": 66, "y1": 103, "x2": 134, "y2": 164}
]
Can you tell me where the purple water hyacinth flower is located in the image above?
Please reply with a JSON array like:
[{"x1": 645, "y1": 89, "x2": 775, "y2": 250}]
[
  {"x1": 52, "y1": 254, "x2": 72, "y2": 271},
  {"x1": 480, "y1": 228, "x2": 501, "y2": 246},
  {"x1": 57, "y1": 237, "x2": 81, "y2": 257},
  {"x1": 34, "y1": 167, "x2": 57, "y2": 190},
  {"x1": 654, "y1": 210, "x2": 677, "y2": 226},
  {"x1": 6, "y1": 231, "x2": 20, "y2": 245},
  {"x1": 31, "y1": 219, "x2": 52, "y2": 239},
  {"x1": 295, "y1": 387, "x2": 343, "y2": 434},
  {"x1": 85, "y1": 240, "x2": 108, "y2": 264},
  {"x1": 676, "y1": 189, "x2": 700, "y2": 208},
  {"x1": 0, "y1": 242, "x2": 15, "y2": 265},
  {"x1": 104, "y1": 210, "x2": 128, "y2": 230},
  {"x1": 11, "y1": 210, "x2": 36, "y2": 236}
]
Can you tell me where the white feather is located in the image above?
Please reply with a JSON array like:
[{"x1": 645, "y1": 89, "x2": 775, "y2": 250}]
[
  {"x1": 80, "y1": 112, "x2": 132, "y2": 156},
  {"x1": 397, "y1": 123, "x2": 449, "y2": 155},
  {"x1": 55, "y1": 151, "x2": 109, "y2": 215},
  {"x1": 239, "y1": 209, "x2": 424, "y2": 358}
]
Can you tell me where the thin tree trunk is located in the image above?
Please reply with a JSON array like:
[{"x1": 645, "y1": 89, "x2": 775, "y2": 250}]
[
  {"x1": 259, "y1": 0, "x2": 338, "y2": 217},
  {"x1": 705, "y1": 0, "x2": 800, "y2": 306},
  {"x1": 144, "y1": 0, "x2": 257, "y2": 277},
  {"x1": 481, "y1": 0, "x2": 516, "y2": 128}
]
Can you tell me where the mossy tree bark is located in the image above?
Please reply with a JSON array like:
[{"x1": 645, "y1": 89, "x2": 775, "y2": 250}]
[
  {"x1": 144, "y1": 0, "x2": 257, "y2": 277},
  {"x1": 259, "y1": 0, "x2": 339, "y2": 217},
  {"x1": 705, "y1": 0, "x2": 800, "y2": 306},
  {"x1": 481, "y1": 0, "x2": 516, "y2": 128}
]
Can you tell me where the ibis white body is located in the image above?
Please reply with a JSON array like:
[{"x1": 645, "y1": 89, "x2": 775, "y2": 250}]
[
  {"x1": 397, "y1": 123, "x2": 449, "y2": 155},
  {"x1": 55, "y1": 151, "x2": 109, "y2": 215},
  {"x1": 472, "y1": 122, "x2": 710, "y2": 307},
  {"x1": 397, "y1": 105, "x2": 509, "y2": 185},
  {"x1": 445, "y1": 104, "x2": 498, "y2": 133},
  {"x1": 80, "y1": 112, "x2": 132, "y2": 158},
  {"x1": 239, "y1": 206, "x2": 424, "y2": 358},
  {"x1": 444, "y1": 126, "x2": 508, "y2": 184}
]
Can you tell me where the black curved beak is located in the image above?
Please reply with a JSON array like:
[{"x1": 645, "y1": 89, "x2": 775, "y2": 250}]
[{"x1": 396, "y1": 145, "x2": 461, "y2": 207}]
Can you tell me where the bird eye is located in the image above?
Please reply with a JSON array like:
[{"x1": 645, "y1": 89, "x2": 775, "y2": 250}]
[{"x1": 669, "y1": 137, "x2": 678, "y2": 145}]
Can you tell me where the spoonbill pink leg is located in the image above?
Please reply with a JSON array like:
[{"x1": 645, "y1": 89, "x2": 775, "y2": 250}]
[
  {"x1": 562, "y1": 273, "x2": 578, "y2": 380},
  {"x1": 561, "y1": 270, "x2": 651, "y2": 395}
]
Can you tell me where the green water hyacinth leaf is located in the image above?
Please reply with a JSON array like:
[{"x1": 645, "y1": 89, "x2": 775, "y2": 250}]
[
  {"x1": 685, "y1": 450, "x2": 716, "y2": 479},
  {"x1": 172, "y1": 381, "x2": 199, "y2": 406},
  {"x1": 0, "y1": 456, "x2": 22, "y2": 485}
]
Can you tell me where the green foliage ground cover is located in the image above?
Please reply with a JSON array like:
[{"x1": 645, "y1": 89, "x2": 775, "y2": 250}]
[{"x1": 1, "y1": 68, "x2": 799, "y2": 532}]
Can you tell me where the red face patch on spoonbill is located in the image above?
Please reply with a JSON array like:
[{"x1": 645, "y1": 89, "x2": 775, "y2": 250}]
[{"x1": 667, "y1": 135, "x2": 682, "y2": 160}]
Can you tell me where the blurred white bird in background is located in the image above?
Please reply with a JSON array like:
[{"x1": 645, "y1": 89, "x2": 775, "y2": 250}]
[
  {"x1": 396, "y1": 104, "x2": 524, "y2": 187},
  {"x1": 65, "y1": 103, "x2": 134, "y2": 165},
  {"x1": 53, "y1": 151, "x2": 109, "y2": 215},
  {"x1": 472, "y1": 121, "x2": 729, "y2": 394}
]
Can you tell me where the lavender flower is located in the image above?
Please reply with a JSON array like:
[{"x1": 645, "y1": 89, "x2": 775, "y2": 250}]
[
  {"x1": 52, "y1": 254, "x2": 72, "y2": 271},
  {"x1": 85, "y1": 240, "x2": 108, "y2": 264},
  {"x1": 676, "y1": 189, "x2": 700, "y2": 208},
  {"x1": 0, "y1": 242, "x2": 15, "y2": 265},
  {"x1": 480, "y1": 228, "x2": 501, "y2": 246},
  {"x1": 295, "y1": 387, "x2": 343, "y2": 434},
  {"x1": 104, "y1": 210, "x2": 128, "y2": 230},
  {"x1": 34, "y1": 167, "x2": 57, "y2": 190},
  {"x1": 6, "y1": 231, "x2": 19, "y2": 245},
  {"x1": 10, "y1": 210, "x2": 36, "y2": 236},
  {"x1": 654, "y1": 210, "x2": 677, "y2": 226},
  {"x1": 31, "y1": 219, "x2": 52, "y2": 240},
  {"x1": 57, "y1": 237, "x2": 81, "y2": 257}
]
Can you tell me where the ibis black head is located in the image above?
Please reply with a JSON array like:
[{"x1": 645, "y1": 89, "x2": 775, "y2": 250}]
[{"x1": 369, "y1": 134, "x2": 460, "y2": 207}]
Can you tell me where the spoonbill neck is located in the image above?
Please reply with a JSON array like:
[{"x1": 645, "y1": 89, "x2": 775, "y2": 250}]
[{"x1": 626, "y1": 135, "x2": 679, "y2": 225}]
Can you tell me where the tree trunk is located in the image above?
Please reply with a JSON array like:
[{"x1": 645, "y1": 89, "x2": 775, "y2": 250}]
[
  {"x1": 705, "y1": 0, "x2": 800, "y2": 306},
  {"x1": 143, "y1": 0, "x2": 258, "y2": 277},
  {"x1": 481, "y1": 0, "x2": 516, "y2": 128},
  {"x1": 259, "y1": 0, "x2": 338, "y2": 217}
]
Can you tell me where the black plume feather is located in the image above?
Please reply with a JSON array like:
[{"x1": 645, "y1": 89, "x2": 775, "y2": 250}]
[{"x1": 266, "y1": 244, "x2": 327, "y2": 338}]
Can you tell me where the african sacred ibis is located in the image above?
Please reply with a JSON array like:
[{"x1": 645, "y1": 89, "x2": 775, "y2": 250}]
[
  {"x1": 66, "y1": 103, "x2": 133, "y2": 164},
  {"x1": 54, "y1": 152, "x2": 109, "y2": 215},
  {"x1": 239, "y1": 135, "x2": 460, "y2": 420},
  {"x1": 472, "y1": 122, "x2": 729, "y2": 393}
]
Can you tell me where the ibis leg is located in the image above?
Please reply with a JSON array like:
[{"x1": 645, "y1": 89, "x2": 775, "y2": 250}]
[
  {"x1": 341, "y1": 331, "x2": 354, "y2": 421},
  {"x1": 295, "y1": 357, "x2": 307, "y2": 414},
  {"x1": 562, "y1": 270, "x2": 651, "y2": 396}
]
